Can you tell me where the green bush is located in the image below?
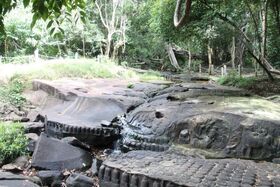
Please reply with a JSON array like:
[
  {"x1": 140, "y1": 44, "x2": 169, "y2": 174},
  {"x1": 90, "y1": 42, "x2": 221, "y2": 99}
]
[
  {"x1": 0, "y1": 122, "x2": 28, "y2": 164},
  {"x1": 218, "y1": 71, "x2": 257, "y2": 88},
  {"x1": 0, "y1": 74, "x2": 27, "y2": 107}
]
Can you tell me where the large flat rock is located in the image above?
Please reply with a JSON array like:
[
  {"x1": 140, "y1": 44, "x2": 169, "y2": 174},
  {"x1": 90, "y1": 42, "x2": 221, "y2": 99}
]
[
  {"x1": 31, "y1": 79, "x2": 167, "y2": 146},
  {"x1": 31, "y1": 133, "x2": 92, "y2": 171},
  {"x1": 99, "y1": 150, "x2": 280, "y2": 187},
  {"x1": 118, "y1": 83, "x2": 280, "y2": 160},
  {"x1": 0, "y1": 171, "x2": 39, "y2": 187}
]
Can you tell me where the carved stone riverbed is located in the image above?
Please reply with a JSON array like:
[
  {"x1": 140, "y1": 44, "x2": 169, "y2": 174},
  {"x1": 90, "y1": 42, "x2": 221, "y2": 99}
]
[{"x1": 26, "y1": 77, "x2": 280, "y2": 187}]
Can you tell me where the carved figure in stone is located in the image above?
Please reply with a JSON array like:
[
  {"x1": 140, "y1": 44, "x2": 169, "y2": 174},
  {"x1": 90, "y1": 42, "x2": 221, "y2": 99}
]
[{"x1": 241, "y1": 127, "x2": 273, "y2": 158}]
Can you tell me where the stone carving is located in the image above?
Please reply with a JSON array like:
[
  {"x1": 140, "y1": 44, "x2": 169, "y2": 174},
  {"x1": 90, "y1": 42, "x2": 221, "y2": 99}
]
[
  {"x1": 115, "y1": 83, "x2": 280, "y2": 160},
  {"x1": 99, "y1": 151, "x2": 280, "y2": 187}
]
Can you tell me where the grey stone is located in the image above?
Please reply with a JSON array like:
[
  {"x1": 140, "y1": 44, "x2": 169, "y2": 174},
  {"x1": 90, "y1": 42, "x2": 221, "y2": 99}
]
[
  {"x1": 272, "y1": 158, "x2": 280, "y2": 164},
  {"x1": 0, "y1": 171, "x2": 39, "y2": 187},
  {"x1": 117, "y1": 83, "x2": 280, "y2": 160},
  {"x1": 27, "y1": 139, "x2": 37, "y2": 152},
  {"x1": 26, "y1": 133, "x2": 39, "y2": 141},
  {"x1": 61, "y1": 137, "x2": 91, "y2": 151},
  {"x1": 26, "y1": 133, "x2": 39, "y2": 153},
  {"x1": 99, "y1": 151, "x2": 279, "y2": 187},
  {"x1": 31, "y1": 133, "x2": 92, "y2": 171},
  {"x1": 2, "y1": 156, "x2": 29, "y2": 171},
  {"x1": 33, "y1": 79, "x2": 165, "y2": 146},
  {"x1": 37, "y1": 170, "x2": 63, "y2": 186},
  {"x1": 23, "y1": 122, "x2": 44, "y2": 134},
  {"x1": 91, "y1": 158, "x2": 103, "y2": 176},
  {"x1": 66, "y1": 173, "x2": 94, "y2": 187}
]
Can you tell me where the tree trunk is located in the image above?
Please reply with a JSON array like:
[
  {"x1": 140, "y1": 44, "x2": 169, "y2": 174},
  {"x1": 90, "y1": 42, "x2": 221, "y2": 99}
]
[
  {"x1": 166, "y1": 44, "x2": 181, "y2": 70},
  {"x1": 174, "y1": 0, "x2": 192, "y2": 28},
  {"x1": 188, "y1": 43, "x2": 192, "y2": 70},
  {"x1": 208, "y1": 41, "x2": 213, "y2": 75},
  {"x1": 261, "y1": 0, "x2": 269, "y2": 65},
  {"x1": 105, "y1": 34, "x2": 112, "y2": 57},
  {"x1": 231, "y1": 36, "x2": 236, "y2": 69}
]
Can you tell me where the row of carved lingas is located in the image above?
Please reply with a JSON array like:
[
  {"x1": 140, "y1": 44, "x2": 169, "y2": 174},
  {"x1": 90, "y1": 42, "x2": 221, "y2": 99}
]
[
  {"x1": 99, "y1": 165, "x2": 179, "y2": 187},
  {"x1": 99, "y1": 152, "x2": 278, "y2": 187},
  {"x1": 46, "y1": 120, "x2": 119, "y2": 137},
  {"x1": 123, "y1": 133, "x2": 170, "y2": 152}
]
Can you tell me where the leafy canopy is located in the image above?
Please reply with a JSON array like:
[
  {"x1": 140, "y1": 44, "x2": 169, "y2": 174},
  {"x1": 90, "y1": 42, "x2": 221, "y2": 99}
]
[{"x1": 0, "y1": 0, "x2": 86, "y2": 33}]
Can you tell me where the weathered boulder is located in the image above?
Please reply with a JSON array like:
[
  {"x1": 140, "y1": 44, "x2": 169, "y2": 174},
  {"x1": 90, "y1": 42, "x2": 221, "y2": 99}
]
[
  {"x1": 91, "y1": 158, "x2": 103, "y2": 176},
  {"x1": 26, "y1": 133, "x2": 39, "y2": 152},
  {"x1": 99, "y1": 150, "x2": 280, "y2": 187},
  {"x1": 0, "y1": 171, "x2": 40, "y2": 187},
  {"x1": 31, "y1": 133, "x2": 92, "y2": 170},
  {"x1": 117, "y1": 83, "x2": 280, "y2": 160},
  {"x1": 23, "y1": 122, "x2": 44, "y2": 134},
  {"x1": 66, "y1": 173, "x2": 94, "y2": 187},
  {"x1": 37, "y1": 170, "x2": 63, "y2": 186},
  {"x1": 2, "y1": 156, "x2": 29, "y2": 172},
  {"x1": 61, "y1": 137, "x2": 91, "y2": 151}
]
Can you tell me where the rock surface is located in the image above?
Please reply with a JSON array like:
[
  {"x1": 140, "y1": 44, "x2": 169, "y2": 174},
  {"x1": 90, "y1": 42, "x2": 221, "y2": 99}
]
[
  {"x1": 100, "y1": 150, "x2": 280, "y2": 187},
  {"x1": 66, "y1": 173, "x2": 94, "y2": 187},
  {"x1": 2, "y1": 156, "x2": 29, "y2": 172},
  {"x1": 0, "y1": 171, "x2": 40, "y2": 187},
  {"x1": 32, "y1": 79, "x2": 166, "y2": 146},
  {"x1": 31, "y1": 133, "x2": 92, "y2": 171},
  {"x1": 117, "y1": 83, "x2": 280, "y2": 160},
  {"x1": 37, "y1": 170, "x2": 63, "y2": 186}
]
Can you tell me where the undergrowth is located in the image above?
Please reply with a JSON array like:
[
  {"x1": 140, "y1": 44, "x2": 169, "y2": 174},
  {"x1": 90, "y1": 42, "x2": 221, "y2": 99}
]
[
  {"x1": 0, "y1": 74, "x2": 27, "y2": 107},
  {"x1": 0, "y1": 122, "x2": 28, "y2": 164},
  {"x1": 16, "y1": 58, "x2": 164, "y2": 81},
  {"x1": 217, "y1": 71, "x2": 257, "y2": 88}
]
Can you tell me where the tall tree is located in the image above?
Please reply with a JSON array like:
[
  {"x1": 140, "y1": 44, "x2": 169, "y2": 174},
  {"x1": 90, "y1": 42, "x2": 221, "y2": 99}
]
[{"x1": 95, "y1": 0, "x2": 128, "y2": 58}]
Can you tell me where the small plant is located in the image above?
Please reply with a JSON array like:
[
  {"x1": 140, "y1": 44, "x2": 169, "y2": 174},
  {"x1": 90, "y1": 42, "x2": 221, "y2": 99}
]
[
  {"x1": 0, "y1": 122, "x2": 28, "y2": 164},
  {"x1": 218, "y1": 71, "x2": 256, "y2": 88},
  {"x1": 0, "y1": 74, "x2": 27, "y2": 107},
  {"x1": 127, "y1": 83, "x2": 134, "y2": 89}
]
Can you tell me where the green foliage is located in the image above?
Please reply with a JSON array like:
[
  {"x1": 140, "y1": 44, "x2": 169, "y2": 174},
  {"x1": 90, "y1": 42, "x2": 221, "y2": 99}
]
[
  {"x1": 1, "y1": 58, "x2": 164, "y2": 84},
  {"x1": 0, "y1": 74, "x2": 27, "y2": 107},
  {"x1": 0, "y1": 122, "x2": 28, "y2": 164},
  {"x1": 0, "y1": 0, "x2": 86, "y2": 33},
  {"x1": 0, "y1": 3, "x2": 104, "y2": 58},
  {"x1": 138, "y1": 70, "x2": 165, "y2": 81},
  {"x1": 124, "y1": 1, "x2": 167, "y2": 68},
  {"x1": 218, "y1": 71, "x2": 257, "y2": 88},
  {"x1": 127, "y1": 83, "x2": 134, "y2": 89}
]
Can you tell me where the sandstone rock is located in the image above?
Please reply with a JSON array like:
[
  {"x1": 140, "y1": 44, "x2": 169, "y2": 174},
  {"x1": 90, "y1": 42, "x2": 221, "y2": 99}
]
[
  {"x1": 37, "y1": 170, "x2": 63, "y2": 186},
  {"x1": 33, "y1": 79, "x2": 166, "y2": 146},
  {"x1": 0, "y1": 171, "x2": 39, "y2": 187},
  {"x1": 31, "y1": 133, "x2": 92, "y2": 170},
  {"x1": 2, "y1": 156, "x2": 29, "y2": 172},
  {"x1": 91, "y1": 158, "x2": 103, "y2": 176},
  {"x1": 61, "y1": 137, "x2": 91, "y2": 151},
  {"x1": 66, "y1": 173, "x2": 94, "y2": 187},
  {"x1": 117, "y1": 83, "x2": 280, "y2": 160},
  {"x1": 23, "y1": 122, "x2": 44, "y2": 134},
  {"x1": 99, "y1": 151, "x2": 280, "y2": 187}
]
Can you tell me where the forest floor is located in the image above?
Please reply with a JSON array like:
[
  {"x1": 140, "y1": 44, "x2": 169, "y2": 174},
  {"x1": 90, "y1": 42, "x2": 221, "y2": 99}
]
[{"x1": 242, "y1": 78, "x2": 280, "y2": 97}]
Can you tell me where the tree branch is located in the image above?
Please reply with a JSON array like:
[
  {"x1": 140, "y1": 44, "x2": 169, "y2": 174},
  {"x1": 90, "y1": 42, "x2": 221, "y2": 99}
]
[{"x1": 95, "y1": 0, "x2": 108, "y2": 29}]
